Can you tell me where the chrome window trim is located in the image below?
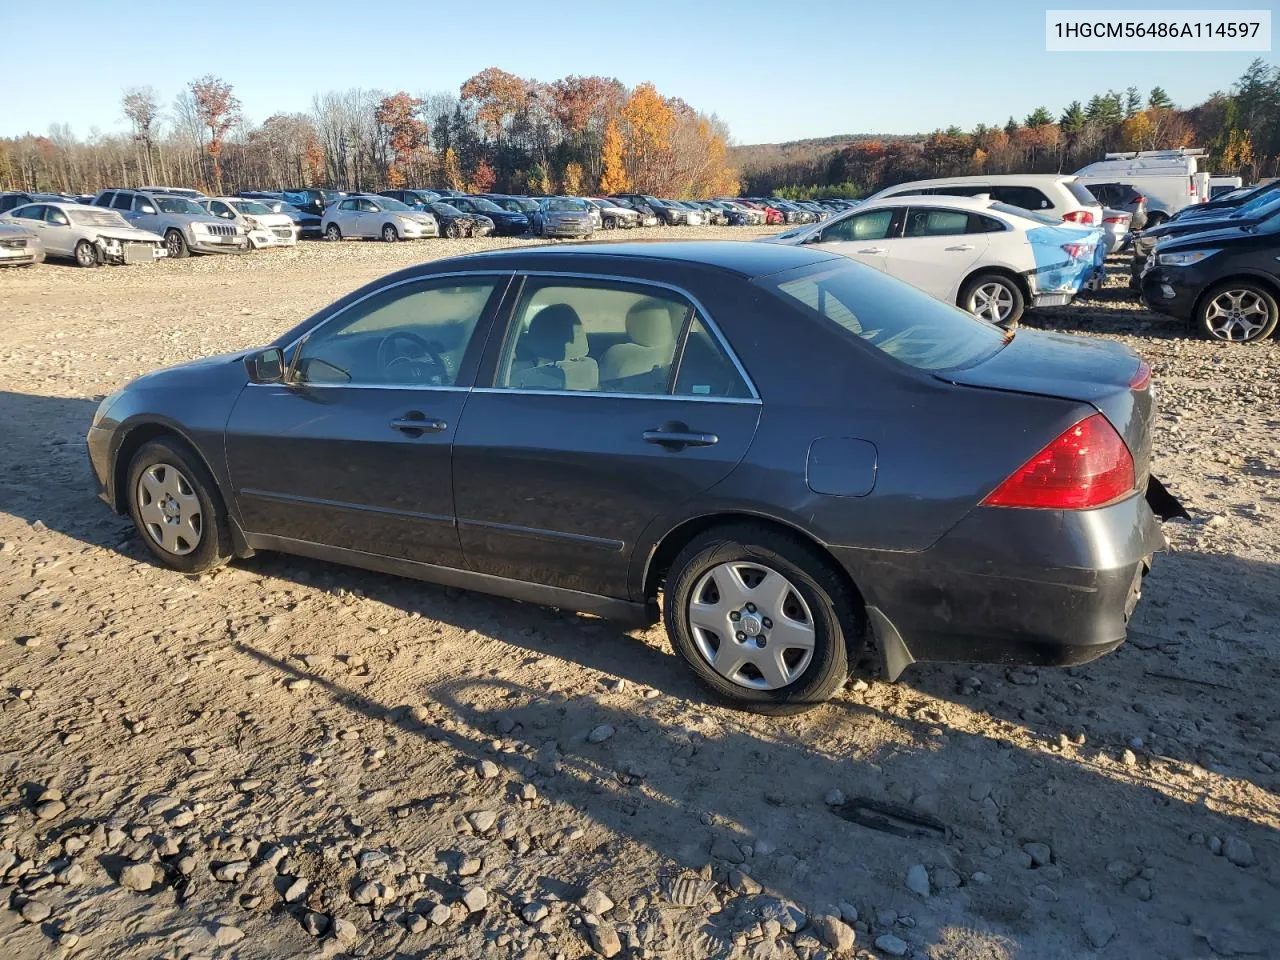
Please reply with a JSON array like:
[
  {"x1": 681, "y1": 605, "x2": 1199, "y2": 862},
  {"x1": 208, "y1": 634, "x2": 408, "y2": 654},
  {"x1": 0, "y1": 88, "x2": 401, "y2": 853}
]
[
  {"x1": 493, "y1": 269, "x2": 761, "y2": 402},
  {"x1": 471, "y1": 386, "x2": 759, "y2": 406},
  {"x1": 246, "y1": 381, "x2": 471, "y2": 393}
]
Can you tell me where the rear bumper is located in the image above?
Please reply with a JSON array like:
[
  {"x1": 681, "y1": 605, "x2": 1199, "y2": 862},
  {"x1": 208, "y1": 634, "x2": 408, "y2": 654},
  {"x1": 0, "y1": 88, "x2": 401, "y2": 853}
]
[{"x1": 836, "y1": 492, "x2": 1168, "y2": 674}]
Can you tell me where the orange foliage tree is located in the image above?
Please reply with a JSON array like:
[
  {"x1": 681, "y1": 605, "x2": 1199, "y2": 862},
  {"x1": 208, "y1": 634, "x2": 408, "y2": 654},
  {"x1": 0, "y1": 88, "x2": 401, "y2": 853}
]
[
  {"x1": 598, "y1": 118, "x2": 631, "y2": 193},
  {"x1": 469, "y1": 157, "x2": 497, "y2": 193},
  {"x1": 190, "y1": 75, "x2": 241, "y2": 194},
  {"x1": 460, "y1": 68, "x2": 529, "y2": 139},
  {"x1": 376, "y1": 92, "x2": 429, "y2": 186},
  {"x1": 620, "y1": 83, "x2": 675, "y2": 193}
]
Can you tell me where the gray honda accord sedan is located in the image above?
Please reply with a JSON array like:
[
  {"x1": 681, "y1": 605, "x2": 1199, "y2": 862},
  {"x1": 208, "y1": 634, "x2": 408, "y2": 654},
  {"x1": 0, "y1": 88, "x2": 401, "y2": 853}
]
[{"x1": 87, "y1": 241, "x2": 1174, "y2": 712}]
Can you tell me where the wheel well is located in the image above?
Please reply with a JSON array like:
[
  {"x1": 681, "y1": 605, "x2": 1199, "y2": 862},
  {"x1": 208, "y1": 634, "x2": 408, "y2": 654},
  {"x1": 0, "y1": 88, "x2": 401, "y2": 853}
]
[
  {"x1": 643, "y1": 512, "x2": 866, "y2": 611},
  {"x1": 112, "y1": 424, "x2": 219, "y2": 516},
  {"x1": 1191, "y1": 273, "x2": 1280, "y2": 321},
  {"x1": 957, "y1": 266, "x2": 1029, "y2": 308}
]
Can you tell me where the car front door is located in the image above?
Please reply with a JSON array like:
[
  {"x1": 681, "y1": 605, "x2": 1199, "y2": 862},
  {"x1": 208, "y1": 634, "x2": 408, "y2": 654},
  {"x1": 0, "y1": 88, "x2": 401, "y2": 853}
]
[
  {"x1": 41, "y1": 206, "x2": 76, "y2": 257},
  {"x1": 356, "y1": 198, "x2": 381, "y2": 236},
  {"x1": 452, "y1": 274, "x2": 762, "y2": 600},
  {"x1": 127, "y1": 193, "x2": 161, "y2": 232},
  {"x1": 885, "y1": 206, "x2": 990, "y2": 302},
  {"x1": 806, "y1": 207, "x2": 901, "y2": 273},
  {"x1": 224, "y1": 274, "x2": 512, "y2": 567}
]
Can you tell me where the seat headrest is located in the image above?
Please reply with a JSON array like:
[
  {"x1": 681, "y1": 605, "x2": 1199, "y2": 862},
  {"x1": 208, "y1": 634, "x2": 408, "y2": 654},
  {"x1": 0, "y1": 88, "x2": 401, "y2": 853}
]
[
  {"x1": 626, "y1": 299, "x2": 675, "y2": 348},
  {"x1": 524, "y1": 304, "x2": 587, "y2": 361}
]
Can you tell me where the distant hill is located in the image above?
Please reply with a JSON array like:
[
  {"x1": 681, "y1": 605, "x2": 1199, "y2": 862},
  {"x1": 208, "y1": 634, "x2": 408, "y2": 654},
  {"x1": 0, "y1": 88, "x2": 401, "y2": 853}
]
[{"x1": 730, "y1": 132, "x2": 924, "y2": 177}]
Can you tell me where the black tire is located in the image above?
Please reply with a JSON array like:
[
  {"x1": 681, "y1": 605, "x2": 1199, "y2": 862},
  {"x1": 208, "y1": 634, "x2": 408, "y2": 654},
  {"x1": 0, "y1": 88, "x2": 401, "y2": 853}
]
[
  {"x1": 324, "y1": 223, "x2": 342, "y2": 242},
  {"x1": 603, "y1": 216, "x2": 617, "y2": 230},
  {"x1": 1194, "y1": 280, "x2": 1279, "y2": 344},
  {"x1": 663, "y1": 524, "x2": 863, "y2": 714},
  {"x1": 445, "y1": 221, "x2": 463, "y2": 239},
  {"x1": 382, "y1": 223, "x2": 399, "y2": 242},
  {"x1": 126, "y1": 438, "x2": 232, "y2": 575},
  {"x1": 74, "y1": 240, "x2": 98, "y2": 268},
  {"x1": 164, "y1": 229, "x2": 189, "y2": 260},
  {"x1": 959, "y1": 272, "x2": 1025, "y2": 330}
]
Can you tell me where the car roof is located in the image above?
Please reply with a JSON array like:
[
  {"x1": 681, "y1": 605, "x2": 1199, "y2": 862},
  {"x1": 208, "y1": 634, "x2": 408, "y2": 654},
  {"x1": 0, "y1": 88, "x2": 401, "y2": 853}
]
[
  {"x1": 858, "y1": 194, "x2": 1002, "y2": 212},
  {"x1": 882, "y1": 174, "x2": 1076, "y2": 188},
  {"x1": 435, "y1": 240, "x2": 838, "y2": 278}
]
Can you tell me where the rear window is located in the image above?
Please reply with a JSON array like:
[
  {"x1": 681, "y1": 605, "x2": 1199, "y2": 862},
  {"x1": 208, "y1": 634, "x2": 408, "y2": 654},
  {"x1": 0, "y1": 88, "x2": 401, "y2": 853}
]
[
  {"x1": 1065, "y1": 179, "x2": 1100, "y2": 207},
  {"x1": 756, "y1": 259, "x2": 1007, "y2": 372},
  {"x1": 989, "y1": 202, "x2": 1061, "y2": 226}
]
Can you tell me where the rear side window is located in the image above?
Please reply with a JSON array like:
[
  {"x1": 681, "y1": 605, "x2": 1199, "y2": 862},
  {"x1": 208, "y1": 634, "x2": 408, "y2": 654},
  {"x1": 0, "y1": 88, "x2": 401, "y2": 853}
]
[
  {"x1": 968, "y1": 214, "x2": 1006, "y2": 233},
  {"x1": 1065, "y1": 179, "x2": 1100, "y2": 207},
  {"x1": 94, "y1": 192, "x2": 115, "y2": 207},
  {"x1": 903, "y1": 208, "x2": 969, "y2": 237},
  {"x1": 757, "y1": 259, "x2": 1007, "y2": 372},
  {"x1": 990, "y1": 186, "x2": 1051, "y2": 210},
  {"x1": 112, "y1": 193, "x2": 134, "y2": 210}
]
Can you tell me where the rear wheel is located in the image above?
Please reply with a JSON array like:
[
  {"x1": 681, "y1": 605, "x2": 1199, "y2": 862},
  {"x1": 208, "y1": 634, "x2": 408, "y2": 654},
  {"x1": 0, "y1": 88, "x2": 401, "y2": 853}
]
[
  {"x1": 164, "y1": 229, "x2": 189, "y2": 259},
  {"x1": 1195, "y1": 281, "x2": 1279, "y2": 343},
  {"x1": 960, "y1": 273, "x2": 1024, "y2": 330},
  {"x1": 324, "y1": 223, "x2": 342, "y2": 242},
  {"x1": 445, "y1": 221, "x2": 463, "y2": 239},
  {"x1": 663, "y1": 524, "x2": 862, "y2": 714},
  {"x1": 603, "y1": 216, "x2": 617, "y2": 230},
  {"x1": 126, "y1": 438, "x2": 232, "y2": 574},
  {"x1": 74, "y1": 240, "x2": 98, "y2": 268},
  {"x1": 382, "y1": 223, "x2": 399, "y2": 242}
]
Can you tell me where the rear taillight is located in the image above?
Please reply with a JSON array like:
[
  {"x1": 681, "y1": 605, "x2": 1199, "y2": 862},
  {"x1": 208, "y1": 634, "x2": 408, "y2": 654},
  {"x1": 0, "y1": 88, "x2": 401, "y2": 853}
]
[
  {"x1": 1103, "y1": 215, "x2": 1128, "y2": 224},
  {"x1": 1129, "y1": 359, "x2": 1152, "y2": 390},
  {"x1": 1189, "y1": 179, "x2": 1196, "y2": 196},
  {"x1": 1063, "y1": 210, "x2": 1095, "y2": 225},
  {"x1": 1062, "y1": 242, "x2": 1089, "y2": 259},
  {"x1": 1133, "y1": 194, "x2": 1145, "y2": 204},
  {"x1": 982, "y1": 414, "x2": 1135, "y2": 510}
]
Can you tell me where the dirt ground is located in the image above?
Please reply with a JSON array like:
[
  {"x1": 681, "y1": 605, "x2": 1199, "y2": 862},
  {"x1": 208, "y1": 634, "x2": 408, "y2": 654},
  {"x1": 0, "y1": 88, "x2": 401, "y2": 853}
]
[{"x1": 0, "y1": 229, "x2": 1277, "y2": 960}]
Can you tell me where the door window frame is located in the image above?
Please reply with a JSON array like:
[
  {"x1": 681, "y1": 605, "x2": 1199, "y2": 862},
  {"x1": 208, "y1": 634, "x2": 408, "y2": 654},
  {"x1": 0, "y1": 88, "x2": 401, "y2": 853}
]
[
  {"x1": 270, "y1": 271, "x2": 516, "y2": 392},
  {"x1": 473, "y1": 271, "x2": 760, "y2": 404}
]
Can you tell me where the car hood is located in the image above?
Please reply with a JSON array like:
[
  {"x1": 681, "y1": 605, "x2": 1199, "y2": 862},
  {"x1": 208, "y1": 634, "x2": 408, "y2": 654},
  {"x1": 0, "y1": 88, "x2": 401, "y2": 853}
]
[
  {"x1": 127, "y1": 350, "x2": 249, "y2": 390},
  {"x1": 98, "y1": 227, "x2": 166, "y2": 243},
  {"x1": 1151, "y1": 223, "x2": 1257, "y2": 251},
  {"x1": 1143, "y1": 211, "x2": 1264, "y2": 240}
]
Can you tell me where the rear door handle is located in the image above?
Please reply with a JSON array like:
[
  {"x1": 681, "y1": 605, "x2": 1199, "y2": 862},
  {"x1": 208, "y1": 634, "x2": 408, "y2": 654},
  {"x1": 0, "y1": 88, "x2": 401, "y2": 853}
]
[
  {"x1": 643, "y1": 426, "x2": 719, "y2": 449},
  {"x1": 945, "y1": 243, "x2": 975, "y2": 251},
  {"x1": 390, "y1": 414, "x2": 447, "y2": 436}
]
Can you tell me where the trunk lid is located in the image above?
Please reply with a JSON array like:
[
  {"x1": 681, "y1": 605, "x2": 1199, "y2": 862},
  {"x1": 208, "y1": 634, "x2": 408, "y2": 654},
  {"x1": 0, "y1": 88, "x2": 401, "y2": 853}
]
[{"x1": 938, "y1": 328, "x2": 1153, "y2": 482}]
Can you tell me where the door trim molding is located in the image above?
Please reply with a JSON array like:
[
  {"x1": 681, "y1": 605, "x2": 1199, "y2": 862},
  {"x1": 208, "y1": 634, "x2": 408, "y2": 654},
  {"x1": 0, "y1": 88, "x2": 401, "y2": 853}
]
[
  {"x1": 237, "y1": 488, "x2": 454, "y2": 527},
  {"x1": 457, "y1": 517, "x2": 625, "y2": 551}
]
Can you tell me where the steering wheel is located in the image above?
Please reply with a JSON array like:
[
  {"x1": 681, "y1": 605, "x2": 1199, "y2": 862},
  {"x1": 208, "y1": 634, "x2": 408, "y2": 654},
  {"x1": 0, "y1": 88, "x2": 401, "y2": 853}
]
[{"x1": 376, "y1": 331, "x2": 450, "y2": 385}]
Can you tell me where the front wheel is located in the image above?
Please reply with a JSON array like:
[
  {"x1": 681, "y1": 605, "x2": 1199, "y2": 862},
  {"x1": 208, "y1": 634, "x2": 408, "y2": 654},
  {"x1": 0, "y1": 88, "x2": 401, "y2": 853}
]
[
  {"x1": 960, "y1": 273, "x2": 1024, "y2": 330},
  {"x1": 74, "y1": 240, "x2": 99, "y2": 268},
  {"x1": 164, "y1": 229, "x2": 189, "y2": 259},
  {"x1": 324, "y1": 223, "x2": 342, "y2": 242},
  {"x1": 445, "y1": 221, "x2": 463, "y2": 239},
  {"x1": 382, "y1": 223, "x2": 399, "y2": 242},
  {"x1": 663, "y1": 525, "x2": 862, "y2": 714},
  {"x1": 1196, "y1": 281, "x2": 1279, "y2": 343},
  {"x1": 126, "y1": 438, "x2": 232, "y2": 574}
]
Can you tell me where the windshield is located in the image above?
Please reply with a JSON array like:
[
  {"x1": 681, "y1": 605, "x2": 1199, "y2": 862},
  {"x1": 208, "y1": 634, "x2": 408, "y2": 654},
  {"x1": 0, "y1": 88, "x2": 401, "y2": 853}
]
[
  {"x1": 431, "y1": 203, "x2": 463, "y2": 216},
  {"x1": 156, "y1": 197, "x2": 204, "y2": 215},
  {"x1": 989, "y1": 201, "x2": 1061, "y2": 226},
  {"x1": 69, "y1": 208, "x2": 130, "y2": 228},
  {"x1": 757, "y1": 259, "x2": 1007, "y2": 372},
  {"x1": 374, "y1": 197, "x2": 413, "y2": 211},
  {"x1": 544, "y1": 197, "x2": 587, "y2": 211},
  {"x1": 233, "y1": 200, "x2": 273, "y2": 215},
  {"x1": 1235, "y1": 192, "x2": 1280, "y2": 217}
]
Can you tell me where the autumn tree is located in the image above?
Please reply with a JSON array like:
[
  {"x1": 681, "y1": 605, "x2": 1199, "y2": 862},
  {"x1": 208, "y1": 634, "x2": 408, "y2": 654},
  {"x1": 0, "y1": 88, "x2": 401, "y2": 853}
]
[
  {"x1": 122, "y1": 87, "x2": 160, "y2": 182},
  {"x1": 469, "y1": 157, "x2": 496, "y2": 193},
  {"x1": 598, "y1": 119, "x2": 630, "y2": 193},
  {"x1": 560, "y1": 161, "x2": 584, "y2": 195},
  {"x1": 375, "y1": 92, "x2": 429, "y2": 187},
  {"x1": 190, "y1": 75, "x2": 241, "y2": 193},
  {"x1": 460, "y1": 68, "x2": 529, "y2": 139},
  {"x1": 441, "y1": 147, "x2": 464, "y2": 190},
  {"x1": 621, "y1": 82, "x2": 675, "y2": 193}
]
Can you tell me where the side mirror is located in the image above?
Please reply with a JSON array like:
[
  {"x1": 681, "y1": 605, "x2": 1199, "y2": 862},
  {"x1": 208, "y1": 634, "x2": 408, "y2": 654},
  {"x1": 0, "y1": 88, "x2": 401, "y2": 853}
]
[
  {"x1": 802, "y1": 232, "x2": 823, "y2": 244},
  {"x1": 245, "y1": 347, "x2": 286, "y2": 384}
]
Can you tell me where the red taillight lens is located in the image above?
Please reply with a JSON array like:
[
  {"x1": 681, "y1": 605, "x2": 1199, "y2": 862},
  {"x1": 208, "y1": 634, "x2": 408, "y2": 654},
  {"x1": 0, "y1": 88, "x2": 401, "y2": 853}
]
[
  {"x1": 982, "y1": 414, "x2": 1135, "y2": 510},
  {"x1": 1103, "y1": 215, "x2": 1128, "y2": 224},
  {"x1": 1133, "y1": 194, "x2": 1145, "y2": 204},
  {"x1": 1063, "y1": 210, "x2": 1095, "y2": 225},
  {"x1": 1062, "y1": 242, "x2": 1088, "y2": 259},
  {"x1": 1129, "y1": 359, "x2": 1151, "y2": 390}
]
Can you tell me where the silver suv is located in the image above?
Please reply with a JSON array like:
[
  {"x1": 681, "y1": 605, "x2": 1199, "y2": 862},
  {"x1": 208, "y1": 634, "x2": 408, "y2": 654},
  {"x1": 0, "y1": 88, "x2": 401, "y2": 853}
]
[{"x1": 91, "y1": 189, "x2": 248, "y2": 257}]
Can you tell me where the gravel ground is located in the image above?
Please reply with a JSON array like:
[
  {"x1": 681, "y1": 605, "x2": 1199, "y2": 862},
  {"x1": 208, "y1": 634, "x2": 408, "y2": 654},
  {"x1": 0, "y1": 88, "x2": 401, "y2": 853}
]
[{"x1": 0, "y1": 231, "x2": 1277, "y2": 960}]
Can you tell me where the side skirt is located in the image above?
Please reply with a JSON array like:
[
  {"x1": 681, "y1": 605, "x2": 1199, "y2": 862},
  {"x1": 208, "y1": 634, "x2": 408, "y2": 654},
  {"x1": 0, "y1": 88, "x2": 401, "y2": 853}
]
[{"x1": 244, "y1": 533, "x2": 658, "y2": 628}]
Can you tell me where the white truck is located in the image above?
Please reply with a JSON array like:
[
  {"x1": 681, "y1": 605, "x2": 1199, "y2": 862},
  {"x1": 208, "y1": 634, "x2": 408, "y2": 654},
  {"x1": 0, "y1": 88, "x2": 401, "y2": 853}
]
[{"x1": 1074, "y1": 149, "x2": 1210, "y2": 226}]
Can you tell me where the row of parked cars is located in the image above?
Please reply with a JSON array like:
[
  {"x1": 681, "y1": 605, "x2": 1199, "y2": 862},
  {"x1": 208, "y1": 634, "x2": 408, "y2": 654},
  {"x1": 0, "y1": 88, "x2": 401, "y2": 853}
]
[{"x1": 0, "y1": 185, "x2": 853, "y2": 267}]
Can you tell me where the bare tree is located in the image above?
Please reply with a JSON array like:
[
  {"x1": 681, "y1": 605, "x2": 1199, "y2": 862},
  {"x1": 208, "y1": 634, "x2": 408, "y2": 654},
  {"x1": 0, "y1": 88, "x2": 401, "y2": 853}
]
[
  {"x1": 189, "y1": 75, "x2": 242, "y2": 194},
  {"x1": 122, "y1": 86, "x2": 160, "y2": 183}
]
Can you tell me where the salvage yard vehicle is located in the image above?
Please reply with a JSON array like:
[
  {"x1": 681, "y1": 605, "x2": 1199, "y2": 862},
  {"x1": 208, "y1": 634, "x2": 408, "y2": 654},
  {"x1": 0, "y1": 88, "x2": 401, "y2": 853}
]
[
  {"x1": 87, "y1": 241, "x2": 1172, "y2": 713},
  {"x1": 244, "y1": 197, "x2": 322, "y2": 239},
  {"x1": 1074, "y1": 149, "x2": 1209, "y2": 226},
  {"x1": 428, "y1": 201, "x2": 494, "y2": 239},
  {"x1": 1083, "y1": 182, "x2": 1148, "y2": 231},
  {"x1": 529, "y1": 197, "x2": 594, "y2": 237},
  {"x1": 444, "y1": 196, "x2": 528, "y2": 236},
  {"x1": 1140, "y1": 213, "x2": 1280, "y2": 343},
  {"x1": 1129, "y1": 194, "x2": 1280, "y2": 286},
  {"x1": 378, "y1": 188, "x2": 444, "y2": 210},
  {"x1": 0, "y1": 221, "x2": 43, "y2": 266},
  {"x1": 91, "y1": 189, "x2": 248, "y2": 258},
  {"x1": 1, "y1": 203, "x2": 165, "y2": 266},
  {"x1": 199, "y1": 197, "x2": 298, "y2": 249},
  {"x1": 322, "y1": 195, "x2": 441, "y2": 242},
  {"x1": 585, "y1": 198, "x2": 640, "y2": 229},
  {"x1": 869, "y1": 174, "x2": 1103, "y2": 226},
  {"x1": 1100, "y1": 208, "x2": 1133, "y2": 254},
  {"x1": 765, "y1": 195, "x2": 1103, "y2": 329},
  {"x1": 279, "y1": 188, "x2": 346, "y2": 217}
]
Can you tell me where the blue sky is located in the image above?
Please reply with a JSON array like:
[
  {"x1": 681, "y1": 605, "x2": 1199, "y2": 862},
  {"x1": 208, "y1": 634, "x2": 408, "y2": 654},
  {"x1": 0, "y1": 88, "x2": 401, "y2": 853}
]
[{"x1": 0, "y1": 0, "x2": 1268, "y2": 144}]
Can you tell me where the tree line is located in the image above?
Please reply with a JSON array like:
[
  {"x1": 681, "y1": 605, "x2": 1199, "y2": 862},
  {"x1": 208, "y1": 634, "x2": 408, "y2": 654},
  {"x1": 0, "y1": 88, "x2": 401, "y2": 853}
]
[
  {"x1": 0, "y1": 69, "x2": 739, "y2": 200},
  {"x1": 739, "y1": 60, "x2": 1280, "y2": 198}
]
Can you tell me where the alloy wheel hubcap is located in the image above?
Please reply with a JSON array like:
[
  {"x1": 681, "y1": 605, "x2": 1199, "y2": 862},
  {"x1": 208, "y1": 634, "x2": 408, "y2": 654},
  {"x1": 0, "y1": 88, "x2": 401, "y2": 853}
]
[
  {"x1": 136, "y1": 463, "x2": 202, "y2": 556},
  {"x1": 971, "y1": 282, "x2": 1014, "y2": 322},
  {"x1": 687, "y1": 561, "x2": 815, "y2": 690},
  {"x1": 1206, "y1": 290, "x2": 1268, "y2": 341}
]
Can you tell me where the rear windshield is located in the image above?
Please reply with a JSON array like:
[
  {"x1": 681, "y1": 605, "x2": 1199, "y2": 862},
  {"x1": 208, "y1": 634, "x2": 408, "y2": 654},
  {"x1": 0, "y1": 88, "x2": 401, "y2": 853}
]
[
  {"x1": 756, "y1": 259, "x2": 1007, "y2": 372},
  {"x1": 545, "y1": 197, "x2": 587, "y2": 211},
  {"x1": 1065, "y1": 179, "x2": 1100, "y2": 207},
  {"x1": 989, "y1": 201, "x2": 1061, "y2": 226}
]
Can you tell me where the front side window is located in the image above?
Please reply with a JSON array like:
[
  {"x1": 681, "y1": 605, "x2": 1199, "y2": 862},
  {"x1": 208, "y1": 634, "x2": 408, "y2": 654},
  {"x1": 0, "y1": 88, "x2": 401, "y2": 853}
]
[
  {"x1": 903, "y1": 208, "x2": 970, "y2": 238},
  {"x1": 293, "y1": 279, "x2": 499, "y2": 387},
  {"x1": 757, "y1": 259, "x2": 1007, "y2": 373},
  {"x1": 357, "y1": 199, "x2": 379, "y2": 213},
  {"x1": 820, "y1": 209, "x2": 894, "y2": 242},
  {"x1": 46, "y1": 207, "x2": 70, "y2": 226},
  {"x1": 132, "y1": 195, "x2": 157, "y2": 214},
  {"x1": 339, "y1": 199, "x2": 358, "y2": 212},
  {"x1": 495, "y1": 280, "x2": 750, "y2": 398}
]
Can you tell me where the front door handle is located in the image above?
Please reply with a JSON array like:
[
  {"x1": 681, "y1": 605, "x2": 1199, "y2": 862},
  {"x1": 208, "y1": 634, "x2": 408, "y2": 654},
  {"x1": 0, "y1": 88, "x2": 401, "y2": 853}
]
[
  {"x1": 945, "y1": 243, "x2": 976, "y2": 251},
  {"x1": 857, "y1": 247, "x2": 887, "y2": 254},
  {"x1": 643, "y1": 423, "x2": 719, "y2": 449},
  {"x1": 390, "y1": 413, "x2": 447, "y2": 436}
]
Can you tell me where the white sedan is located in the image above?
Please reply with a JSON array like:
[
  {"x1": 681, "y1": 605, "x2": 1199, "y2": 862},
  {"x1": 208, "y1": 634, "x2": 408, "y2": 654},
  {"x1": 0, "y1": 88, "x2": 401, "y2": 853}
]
[
  {"x1": 322, "y1": 194, "x2": 439, "y2": 242},
  {"x1": 764, "y1": 195, "x2": 1105, "y2": 328},
  {"x1": 1, "y1": 202, "x2": 164, "y2": 266},
  {"x1": 200, "y1": 197, "x2": 297, "y2": 249}
]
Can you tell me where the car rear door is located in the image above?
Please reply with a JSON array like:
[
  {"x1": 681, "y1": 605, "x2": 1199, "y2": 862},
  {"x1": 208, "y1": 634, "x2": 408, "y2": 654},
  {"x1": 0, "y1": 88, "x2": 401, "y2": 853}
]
[
  {"x1": 224, "y1": 273, "x2": 512, "y2": 567},
  {"x1": 452, "y1": 273, "x2": 761, "y2": 601},
  {"x1": 885, "y1": 206, "x2": 989, "y2": 302}
]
